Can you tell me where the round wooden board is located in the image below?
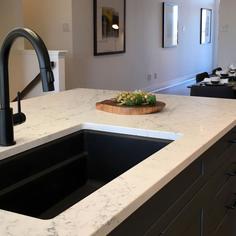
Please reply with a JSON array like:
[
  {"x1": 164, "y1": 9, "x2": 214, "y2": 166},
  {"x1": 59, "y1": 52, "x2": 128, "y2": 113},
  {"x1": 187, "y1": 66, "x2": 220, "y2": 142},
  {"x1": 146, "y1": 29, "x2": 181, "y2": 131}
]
[{"x1": 96, "y1": 100, "x2": 166, "y2": 115}]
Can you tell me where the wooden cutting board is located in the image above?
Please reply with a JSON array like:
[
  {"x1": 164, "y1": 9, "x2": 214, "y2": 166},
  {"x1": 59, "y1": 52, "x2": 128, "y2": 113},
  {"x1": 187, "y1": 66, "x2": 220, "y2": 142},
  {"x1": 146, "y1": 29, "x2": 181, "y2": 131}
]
[{"x1": 96, "y1": 99, "x2": 166, "y2": 115}]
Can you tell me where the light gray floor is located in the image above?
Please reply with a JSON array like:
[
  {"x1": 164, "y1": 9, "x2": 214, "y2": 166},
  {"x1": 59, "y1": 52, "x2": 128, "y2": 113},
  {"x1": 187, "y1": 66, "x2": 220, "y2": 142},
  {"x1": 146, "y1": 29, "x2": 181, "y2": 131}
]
[{"x1": 157, "y1": 80, "x2": 195, "y2": 96}]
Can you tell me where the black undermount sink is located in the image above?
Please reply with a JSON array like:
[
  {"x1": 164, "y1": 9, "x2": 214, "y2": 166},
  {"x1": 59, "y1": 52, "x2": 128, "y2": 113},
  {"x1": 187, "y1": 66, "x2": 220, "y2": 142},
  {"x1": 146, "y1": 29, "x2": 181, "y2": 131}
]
[{"x1": 0, "y1": 130, "x2": 172, "y2": 219}]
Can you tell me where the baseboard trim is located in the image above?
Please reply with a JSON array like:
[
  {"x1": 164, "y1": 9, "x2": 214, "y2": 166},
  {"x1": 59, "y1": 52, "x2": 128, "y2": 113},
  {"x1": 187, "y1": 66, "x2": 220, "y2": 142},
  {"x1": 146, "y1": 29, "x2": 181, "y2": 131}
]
[
  {"x1": 153, "y1": 78, "x2": 195, "y2": 92},
  {"x1": 141, "y1": 73, "x2": 198, "y2": 93}
]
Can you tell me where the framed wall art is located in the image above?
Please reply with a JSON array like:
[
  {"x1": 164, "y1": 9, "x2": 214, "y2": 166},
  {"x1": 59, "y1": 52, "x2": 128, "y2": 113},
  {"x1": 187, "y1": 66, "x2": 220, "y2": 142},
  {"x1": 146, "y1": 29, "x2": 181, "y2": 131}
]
[
  {"x1": 200, "y1": 8, "x2": 212, "y2": 44},
  {"x1": 93, "y1": 0, "x2": 126, "y2": 56},
  {"x1": 162, "y1": 2, "x2": 179, "y2": 48}
]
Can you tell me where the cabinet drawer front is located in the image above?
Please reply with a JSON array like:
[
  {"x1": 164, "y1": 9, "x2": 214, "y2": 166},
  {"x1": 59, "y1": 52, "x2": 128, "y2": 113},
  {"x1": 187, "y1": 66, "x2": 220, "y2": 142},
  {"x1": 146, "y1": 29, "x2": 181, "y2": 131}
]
[
  {"x1": 204, "y1": 130, "x2": 236, "y2": 176},
  {"x1": 109, "y1": 159, "x2": 203, "y2": 236},
  {"x1": 146, "y1": 197, "x2": 203, "y2": 236},
  {"x1": 203, "y1": 145, "x2": 236, "y2": 198},
  {"x1": 214, "y1": 209, "x2": 236, "y2": 236},
  {"x1": 205, "y1": 176, "x2": 236, "y2": 235}
]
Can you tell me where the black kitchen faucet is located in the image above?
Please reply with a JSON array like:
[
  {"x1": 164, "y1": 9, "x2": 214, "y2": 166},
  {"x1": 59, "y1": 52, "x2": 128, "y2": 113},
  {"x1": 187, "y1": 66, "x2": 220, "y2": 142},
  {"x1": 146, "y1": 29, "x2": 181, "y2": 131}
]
[{"x1": 0, "y1": 28, "x2": 55, "y2": 146}]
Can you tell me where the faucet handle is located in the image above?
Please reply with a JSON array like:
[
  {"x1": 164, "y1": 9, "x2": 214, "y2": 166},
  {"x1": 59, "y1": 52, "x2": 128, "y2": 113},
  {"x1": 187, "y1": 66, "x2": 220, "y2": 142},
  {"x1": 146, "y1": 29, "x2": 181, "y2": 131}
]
[{"x1": 13, "y1": 92, "x2": 26, "y2": 126}]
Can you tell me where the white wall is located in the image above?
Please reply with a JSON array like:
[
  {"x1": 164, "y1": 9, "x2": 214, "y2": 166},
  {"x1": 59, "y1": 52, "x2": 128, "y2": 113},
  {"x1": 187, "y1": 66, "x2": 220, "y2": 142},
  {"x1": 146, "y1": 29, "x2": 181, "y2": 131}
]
[
  {"x1": 22, "y1": 0, "x2": 73, "y2": 89},
  {"x1": 0, "y1": 0, "x2": 24, "y2": 48},
  {"x1": 0, "y1": 0, "x2": 24, "y2": 99},
  {"x1": 218, "y1": 0, "x2": 236, "y2": 68},
  {"x1": 213, "y1": 0, "x2": 220, "y2": 67},
  {"x1": 0, "y1": 1, "x2": 70, "y2": 99},
  {"x1": 1, "y1": 0, "x2": 216, "y2": 92},
  {"x1": 72, "y1": 0, "x2": 216, "y2": 91},
  {"x1": 10, "y1": 50, "x2": 66, "y2": 100}
]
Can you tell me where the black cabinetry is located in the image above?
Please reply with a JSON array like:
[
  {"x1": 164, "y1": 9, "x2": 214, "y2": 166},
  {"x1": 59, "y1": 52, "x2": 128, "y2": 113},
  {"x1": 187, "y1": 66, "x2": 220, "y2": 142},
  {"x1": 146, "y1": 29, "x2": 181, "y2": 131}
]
[{"x1": 110, "y1": 127, "x2": 236, "y2": 236}]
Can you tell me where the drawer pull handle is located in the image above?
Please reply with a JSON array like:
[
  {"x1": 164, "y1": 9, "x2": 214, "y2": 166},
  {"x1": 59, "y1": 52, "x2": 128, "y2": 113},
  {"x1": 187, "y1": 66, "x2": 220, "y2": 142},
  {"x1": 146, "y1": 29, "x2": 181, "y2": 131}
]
[
  {"x1": 226, "y1": 171, "x2": 236, "y2": 177},
  {"x1": 226, "y1": 200, "x2": 236, "y2": 210},
  {"x1": 229, "y1": 140, "x2": 236, "y2": 144}
]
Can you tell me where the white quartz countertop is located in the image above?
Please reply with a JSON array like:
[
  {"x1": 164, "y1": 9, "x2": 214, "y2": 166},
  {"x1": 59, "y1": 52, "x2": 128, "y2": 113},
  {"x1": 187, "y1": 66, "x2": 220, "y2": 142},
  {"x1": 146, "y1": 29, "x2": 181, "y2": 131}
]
[{"x1": 1, "y1": 88, "x2": 236, "y2": 236}]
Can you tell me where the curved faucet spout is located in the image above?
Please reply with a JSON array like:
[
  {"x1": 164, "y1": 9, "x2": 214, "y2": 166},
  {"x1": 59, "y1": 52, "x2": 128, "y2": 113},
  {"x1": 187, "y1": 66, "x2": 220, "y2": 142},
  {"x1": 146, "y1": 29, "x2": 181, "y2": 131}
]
[
  {"x1": 0, "y1": 28, "x2": 54, "y2": 109},
  {"x1": 0, "y1": 28, "x2": 55, "y2": 146}
]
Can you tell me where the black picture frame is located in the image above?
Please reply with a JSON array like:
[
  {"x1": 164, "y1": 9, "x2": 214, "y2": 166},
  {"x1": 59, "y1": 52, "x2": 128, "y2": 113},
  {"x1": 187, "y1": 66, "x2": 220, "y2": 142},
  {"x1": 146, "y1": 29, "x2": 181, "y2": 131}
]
[
  {"x1": 93, "y1": 0, "x2": 126, "y2": 56},
  {"x1": 200, "y1": 8, "x2": 212, "y2": 44},
  {"x1": 162, "y1": 2, "x2": 179, "y2": 48}
]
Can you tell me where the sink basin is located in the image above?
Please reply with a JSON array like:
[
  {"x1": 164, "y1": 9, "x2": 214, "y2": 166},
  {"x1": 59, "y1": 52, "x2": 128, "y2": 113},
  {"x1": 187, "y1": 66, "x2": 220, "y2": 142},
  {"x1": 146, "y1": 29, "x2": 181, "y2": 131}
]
[{"x1": 0, "y1": 129, "x2": 172, "y2": 219}]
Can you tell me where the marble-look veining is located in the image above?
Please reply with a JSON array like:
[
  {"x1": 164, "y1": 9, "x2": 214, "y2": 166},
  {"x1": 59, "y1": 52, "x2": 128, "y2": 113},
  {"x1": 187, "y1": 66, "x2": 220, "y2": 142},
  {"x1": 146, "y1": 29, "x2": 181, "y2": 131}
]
[{"x1": 0, "y1": 88, "x2": 236, "y2": 236}]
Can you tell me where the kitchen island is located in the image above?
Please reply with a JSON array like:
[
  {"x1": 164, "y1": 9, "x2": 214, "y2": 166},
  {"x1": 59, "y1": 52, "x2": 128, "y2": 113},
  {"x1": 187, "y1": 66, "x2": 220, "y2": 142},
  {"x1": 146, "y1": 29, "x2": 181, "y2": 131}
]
[{"x1": 0, "y1": 88, "x2": 236, "y2": 236}]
